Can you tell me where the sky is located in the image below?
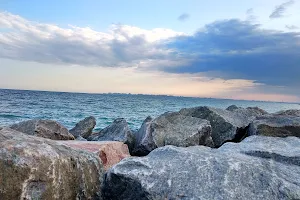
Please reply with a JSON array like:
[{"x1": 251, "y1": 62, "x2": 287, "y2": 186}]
[{"x1": 0, "y1": 0, "x2": 300, "y2": 102}]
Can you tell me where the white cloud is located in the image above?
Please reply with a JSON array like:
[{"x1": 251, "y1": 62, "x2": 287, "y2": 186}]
[{"x1": 0, "y1": 11, "x2": 184, "y2": 68}]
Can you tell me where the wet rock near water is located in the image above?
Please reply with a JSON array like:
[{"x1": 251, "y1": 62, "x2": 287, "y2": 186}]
[
  {"x1": 274, "y1": 109, "x2": 300, "y2": 117},
  {"x1": 179, "y1": 106, "x2": 266, "y2": 147},
  {"x1": 70, "y1": 116, "x2": 96, "y2": 139},
  {"x1": 248, "y1": 115, "x2": 300, "y2": 138},
  {"x1": 0, "y1": 127, "x2": 103, "y2": 200},
  {"x1": 10, "y1": 119, "x2": 75, "y2": 140},
  {"x1": 133, "y1": 112, "x2": 213, "y2": 156},
  {"x1": 87, "y1": 118, "x2": 135, "y2": 153},
  {"x1": 103, "y1": 136, "x2": 300, "y2": 200}
]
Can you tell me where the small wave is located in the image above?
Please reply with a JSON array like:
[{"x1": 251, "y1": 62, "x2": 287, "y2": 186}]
[{"x1": 0, "y1": 114, "x2": 22, "y2": 119}]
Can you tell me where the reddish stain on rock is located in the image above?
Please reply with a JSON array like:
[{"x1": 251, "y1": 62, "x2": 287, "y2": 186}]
[{"x1": 59, "y1": 141, "x2": 130, "y2": 170}]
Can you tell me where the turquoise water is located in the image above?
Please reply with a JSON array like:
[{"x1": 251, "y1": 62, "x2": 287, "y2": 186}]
[{"x1": 0, "y1": 89, "x2": 299, "y2": 130}]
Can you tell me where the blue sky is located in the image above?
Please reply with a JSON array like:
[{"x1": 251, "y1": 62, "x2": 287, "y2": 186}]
[{"x1": 0, "y1": 0, "x2": 300, "y2": 102}]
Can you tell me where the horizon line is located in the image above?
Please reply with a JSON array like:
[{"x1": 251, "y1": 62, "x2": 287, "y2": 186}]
[{"x1": 1, "y1": 87, "x2": 299, "y2": 105}]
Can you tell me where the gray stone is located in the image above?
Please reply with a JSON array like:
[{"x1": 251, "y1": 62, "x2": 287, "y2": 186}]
[
  {"x1": 70, "y1": 116, "x2": 96, "y2": 139},
  {"x1": 0, "y1": 127, "x2": 103, "y2": 200},
  {"x1": 248, "y1": 115, "x2": 300, "y2": 138},
  {"x1": 132, "y1": 116, "x2": 155, "y2": 156},
  {"x1": 226, "y1": 105, "x2": 239, "y2": 111},
  {"x1": 179, "y1": 106, "x2": 264, "y2": 147},
  {"x1": 75, "y1": 136, "x2": 88, "y2": 141},
  {"x1": 103, "y1": 136, "x2": 300, "y2": 200},
  {"x1": 87, "y1": 118, "x2": 135, "y2": 152},
  {"x1": 10, "y1": 119, "x2": 74, "y2": 140},
  {"x1": 274, "y1": 109, "x2": 300, "y2": 117},
  {"x1": 132, "y1": 112, "x2": 213, "y2": 156}
]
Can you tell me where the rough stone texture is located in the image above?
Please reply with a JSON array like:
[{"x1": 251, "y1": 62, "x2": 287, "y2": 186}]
[
  {"x1": 69, "y1": 116, "x2": 96, "y2": 139},
  {"x1": 132, "y1": 116, "x2": 155, "y2": 156},
  {"x1": 87, "y1": 118, "x2": 135, "y2": 153},
  {"x1": 75, "y1": 136, "x2": 87, "y2": 141},
  {"x1": 59, "y1": 141, "x2": 130, "y2": 170},
  {"x1": 132, "y1": 113, "x2": 213, "y2": 156},
  {"x1": 103, "y1": 136, "x2": 300, "y2": 200},
  {"x1": 248, "y1": 115, "x2": 300, "y2": 138},
  {"x1": 226, "y1": 105, "x2": 239, "y2": 111},
  {"x1": 10, "y1": 119, "x2": 75, "y2": 140},
  {"x1": 274, "y1": 109, "x2": 300, "y2": 117},
  {"x1": 179, "y1": 106, "x2": 264, "y2": 147},
  {"x1": 0, "y1": 127, "x2": 103, "y2": 200}
]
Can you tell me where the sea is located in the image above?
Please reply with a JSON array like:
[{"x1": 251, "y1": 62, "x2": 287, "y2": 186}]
[{"x1": 0, "y1": 89, "x2": 299, "y2": 131}]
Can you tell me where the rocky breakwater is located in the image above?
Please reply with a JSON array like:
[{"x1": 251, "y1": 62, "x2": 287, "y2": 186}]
[
  {"x1": 103, "y1": 136, "x2": 300, "y2": 200},
  {"x1": 0, "y1": 127, "x2": 104, "y2": 200},
  {"x1": 10, "y1": 119, "x2": 75, "y2": 140}
]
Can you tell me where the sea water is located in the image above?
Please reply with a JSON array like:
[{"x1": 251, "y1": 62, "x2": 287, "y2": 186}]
[{"x1": 0, "y1": 89, "x2": 299, "y2": 130}]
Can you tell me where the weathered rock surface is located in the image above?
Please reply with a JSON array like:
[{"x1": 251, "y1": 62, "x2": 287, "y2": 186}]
[
  {"x1": 0, "y1": 127, "x2": 103, "y2": 200},
  {"x1": 59, "y1": 141, "x2": 130, "y2": 170},
  {"x1": 133, "y1": 113, "x2": 213, "y2": 156},
  {"x1": 10, "y1": 119, "x2": 74, "y2": 140},
  {"x1": 132, "y1": 116, "x2": 155, "y2": 156},
  {"x1": 274, "y1": 109, "x2": 300, "y2": 117},
  {"x1": 87, "y1": 118, "x2": 135, "y2": 152},
  {"x1": 103, "y1": 136, "x2": 300, "y2": 200},
  {"x1": 248, "y1": 115, "x2": 300, "y2": 138},
  {"x1": 179, "y1": 106, "x2": 265, "y2": 147},
  {"x1": 70, "y1": 116, "x2": 96, "y2": 139}
]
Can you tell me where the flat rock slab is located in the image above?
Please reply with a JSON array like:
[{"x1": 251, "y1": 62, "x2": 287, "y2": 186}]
[
  {"x1": 10, "y1": 119, "x2": 75, "y2": 140},
  {"x1": 0, "y1": 127, "x2": 103, "y2": 200},
  {"x1": 103, "y1": 136, "x2": 300, "y2": 200},
  {"x1": 59, "y1": 141, "x2": 130, "y2": 170},
  {"x1": 248, "y1": 115, "x2": 300, "y2": 137}
]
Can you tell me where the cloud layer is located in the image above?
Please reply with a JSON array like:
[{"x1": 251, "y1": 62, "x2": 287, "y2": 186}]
[
  {"x1": 165, "y1": 19, "x2": 300, "y2": 95},
  {"x1": 0, "y1": 11, "x2": 300, "y2": 100},
  {"x1": 269, "y1": 0, "x2": 295, "y2": 19},
  {"x1": 0, "y1": 12, "x2": 183, "y2": 68}
]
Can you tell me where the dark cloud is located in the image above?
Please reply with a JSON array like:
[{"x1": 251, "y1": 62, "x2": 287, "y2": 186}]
[
  {"x1": 269, "y1": 0, "x2": 295, "y2": 19},
  {"x1": 178, "y1": 13, "x2": 190, "y2": 21},
  {"x1": 286, "y1": 25, "x2": 299, "y2": 30},
  {"x1": 165, "y1": 19, "x2": 300, "y2": 95}
]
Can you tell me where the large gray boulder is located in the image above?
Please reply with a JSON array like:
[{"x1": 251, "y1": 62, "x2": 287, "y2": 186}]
[
  {"x1": 248, "y1": 115, "x2": 300, "y2": 138},
  {"x1": 179, "y1": 106, "x2": 265, "y2": 147},
  {"x1": 103, "y1": 136, "x2": 300, "y2": 200},
  {"x1": 88, "y1": 118, "x2": 135, "y2": 152},
  {"x1": 132, "y1": 112, "x2": 213, "y2": 156},
  {"x1": 10, "y1": 119, "x2": 75, "y2": 140},
  {"x1": 69, "y1": 116, "x2": 96, "y2": 139},
  {"x1": 0, "y1": 127, "x2": 104, "y2": 200}
]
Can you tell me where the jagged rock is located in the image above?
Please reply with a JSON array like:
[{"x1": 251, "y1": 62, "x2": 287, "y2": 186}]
[
  {"x1": 179, "y1": 106, "x2": 264, "y2": 147},
  {"x1": 247, "y1": 115, "x2": 300, "y2": 138},
  {"x1": 69, "y1": 116, "x2": 96, "y2": 139},
  {"x1": 59, "y1": 141, "x2": 130, "y2": 171},
  {"x1": 103, "y1": 136, "x2": 300, "y2": 200},
  {"x1": 87, "y1": 118, "x2": 135, "y2": 153},
  {"x1": 274, "y1": 109, "x2": 300, "y2": 117},
  {"x1": 132, "y1": 116, "x2": 155, "y2": 156},
  {"x1": 246, "y1": 106, "x2": 268, "y2": 115},
  {"x1": 0, "y1": 127, "x2": 103, "y2": 200},
  {"x1": 75, "y1": 136, "x2": 87, "y2": 141},
  {"x1": 226, "y1": 105, "x2": 239, "y2": 111},
  {"x1": 132, "y1": 113, "x2": 213, "y2": 156},
  {"x1": 10, "y1": 119, "x2": 74, "y2": 140}
]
